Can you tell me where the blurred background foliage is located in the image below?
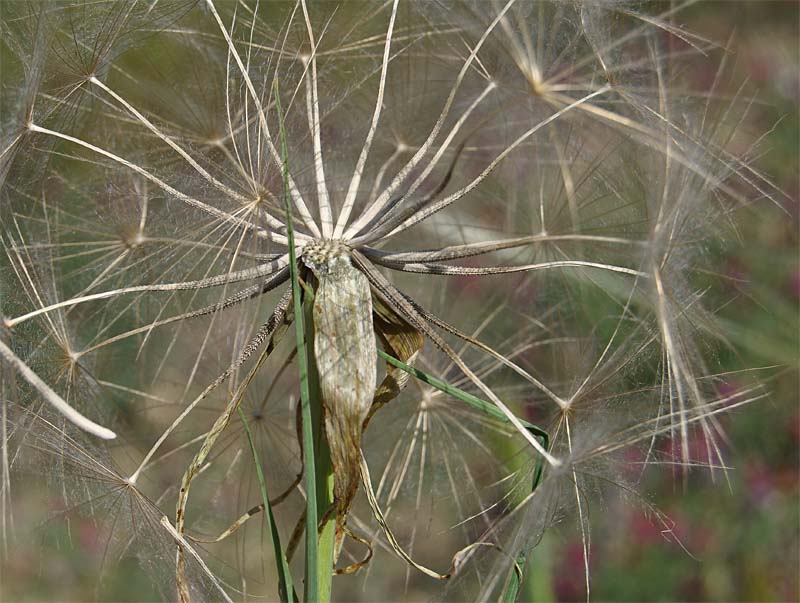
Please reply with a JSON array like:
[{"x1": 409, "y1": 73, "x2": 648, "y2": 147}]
[{"x1": 0, "y1": 1, "x2": 797, "y2": 602}]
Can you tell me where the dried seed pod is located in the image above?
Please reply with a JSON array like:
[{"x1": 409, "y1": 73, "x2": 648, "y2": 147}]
[{"x1": 303, "y1": 241, "x2": 376, "y2": 558}]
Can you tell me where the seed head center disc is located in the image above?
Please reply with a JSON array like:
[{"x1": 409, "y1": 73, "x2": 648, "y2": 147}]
[{"x1": 302, "y1": 239, "x2": 352, "y2": 275}]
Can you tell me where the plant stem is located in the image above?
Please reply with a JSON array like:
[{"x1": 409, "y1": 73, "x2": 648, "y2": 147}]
[{"x1": 274, "y1": 80, "x2": 327, "y2": 603}]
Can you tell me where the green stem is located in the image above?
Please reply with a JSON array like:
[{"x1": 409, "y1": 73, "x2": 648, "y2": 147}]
[{"x1": 274, "y1": 81, "x2": 325, "y2": 603}]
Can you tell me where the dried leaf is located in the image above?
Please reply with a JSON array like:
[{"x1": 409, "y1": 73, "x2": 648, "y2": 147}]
[
  {"x1": 304, "y1": 242, "x2": 376, "y2": 560},
  {"x1": 367, "y1": 295, "x2": 424, "y2": 425}
]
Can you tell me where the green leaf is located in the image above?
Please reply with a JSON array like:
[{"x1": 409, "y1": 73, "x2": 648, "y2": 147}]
[
  {"x1": 376, "y1": 349, "x2": 548, "y2": 445},
  {"x1": 303, "y1": 295, "x2": 336, "y2": 602},
  {"x1": 236, "y1": 408, "x2": 297, "y2": 603},
  {"x1": 274, "y1": 80, "x2": 320, "y2": 603}
]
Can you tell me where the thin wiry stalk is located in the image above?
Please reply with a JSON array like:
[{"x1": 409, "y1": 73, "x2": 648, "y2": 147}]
[
  {"x1": 127, "y1": 288, "x2": 292, "y2": 485},
  {"x1": 27, "y1": 124, "x2": 285, "y2": 243},
  {"x1": 343, "y1": 0, "x2": 518, "y2": 238},
  {"x1": 172, "y1": 302, "x2": 291, "y2": 601},
  {"x1": 5, "y1": 257, "x2": 288, "y2": 329},
  {"x1": 0, "y1": 339, "x2": 115, "y2": 439},
  {"x1": 205, "y1": 0, "x2": 321, "y2": 238},
  {"x1": 358, "y1": 86, "x2": 610, "y2": 245},
  {"x1": 333, "y1": 0, "x2": 399, "y2": 238},
  {"x1": 299, "y1": 0, "x2": 333, "y2": 238}
]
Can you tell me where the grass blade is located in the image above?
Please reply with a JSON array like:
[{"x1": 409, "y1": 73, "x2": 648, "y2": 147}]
[
  {"x1": 376, "y1": 349, "x2": 548, "y2": 445},
  {"x1": 303, "y1": 296, "x2": 336, "y2": 601},
  {"x1": 236, "y1": 408, "x2": 297, "y2": 603},
  {"x1": 274, "y1": 81, "x2": 320, "y2": 603}
]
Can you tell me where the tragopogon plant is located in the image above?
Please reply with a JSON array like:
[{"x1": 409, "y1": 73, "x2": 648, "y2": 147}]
[{"x1": 0, "y1": 1, "x2": 783, "y2": 601}]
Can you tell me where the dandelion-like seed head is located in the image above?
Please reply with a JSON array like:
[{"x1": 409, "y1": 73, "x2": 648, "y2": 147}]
[{"x1": 0, "y1": 0, "x2": 786, "y2": 600}]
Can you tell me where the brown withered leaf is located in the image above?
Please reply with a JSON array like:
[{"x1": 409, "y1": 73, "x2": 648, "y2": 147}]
[
  {"x1": 305, "y1": 243, "x2": 377, "y2": 561},
  {"x1": 367, "y1": 295, "x2": 424, "y2": 426}
]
